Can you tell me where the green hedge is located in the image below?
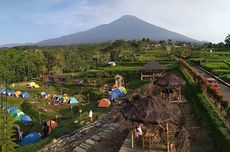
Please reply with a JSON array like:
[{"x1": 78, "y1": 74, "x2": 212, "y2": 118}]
[{"x1": 181, "y1": 68, "x2": 230, "y2": 152}]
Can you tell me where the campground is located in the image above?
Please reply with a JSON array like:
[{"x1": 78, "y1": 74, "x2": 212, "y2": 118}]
[
  {"x1": 5, "y1": 49, "x2": 170, "y2": 151},
  {"x1": 2, "y1": 48, "x2": 230, "y2": 152}
]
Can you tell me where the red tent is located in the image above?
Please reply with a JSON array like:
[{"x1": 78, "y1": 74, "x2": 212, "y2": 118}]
[
  {"x1": 47, "y1": 120, "x2": 58, "y2": 134},
  {"x1": 98, "y1": 98, "x2": 111, "y2": 108}
]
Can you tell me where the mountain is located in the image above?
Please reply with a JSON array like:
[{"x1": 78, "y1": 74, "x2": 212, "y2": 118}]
[
  {"x1": 37, "y1": 15, "x2": 200, "y2": 46},
  {"x1": 0, "y1": 43, "x2": 33, "y2": 48}
]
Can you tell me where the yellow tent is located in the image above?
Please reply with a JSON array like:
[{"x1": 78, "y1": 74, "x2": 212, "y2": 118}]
[
  {"x1": 28, "y1": 82, "x2": 40, "y2": 88},
  {"x1": 118, "y1": 86, "x2": 127, "y2": 94}
]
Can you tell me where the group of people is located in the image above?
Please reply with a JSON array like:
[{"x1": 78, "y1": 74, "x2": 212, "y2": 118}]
[{"x1": 17, "y1": 122, "x2": 51, "y2": 142}]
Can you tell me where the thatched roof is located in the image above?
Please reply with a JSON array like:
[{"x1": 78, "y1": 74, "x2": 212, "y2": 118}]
[
  {"x1": 140, "y1": 61, "x2": 166, "y2": 71},
  {"x1": 122, "y1": 95, "x2": 180, "y2": 124},
  {"x1": 154, "y1": 74, "x2": 185, "y2": 86}
]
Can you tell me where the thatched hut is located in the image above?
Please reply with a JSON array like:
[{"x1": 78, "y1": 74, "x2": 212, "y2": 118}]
[
  {"x1": 154, "y1": 74, "x2": 185, "y2": 100},
  {"x1": 122, "y1": 95, "x2": 181, "y2": 151},
  {"x1": 140, "y1": 61, "x2": 166, "y2": 80}
]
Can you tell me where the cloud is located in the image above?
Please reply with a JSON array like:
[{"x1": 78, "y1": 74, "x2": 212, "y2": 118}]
[{"x1": 1, "y1": 0, "x2": 230, "y2": 44}]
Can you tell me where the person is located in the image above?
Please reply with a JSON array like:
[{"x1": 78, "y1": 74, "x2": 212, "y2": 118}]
[
  {"x1": 17, "y1": 128, "x2": 23, "y2": 140},
  {"x1": 88, "y1": 110, "x2": 93, "y2": 122},
  {"x1": 135, "y1": 123, "x2": 146, "y2": 138},
  {"x1": 42, "y1": 122, "x2": 49, "y2": 138}
]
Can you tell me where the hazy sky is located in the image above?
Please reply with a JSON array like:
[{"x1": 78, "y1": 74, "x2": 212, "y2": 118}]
[{"x1": 0, "y1": 0, "x2": 229, "y2": 45}]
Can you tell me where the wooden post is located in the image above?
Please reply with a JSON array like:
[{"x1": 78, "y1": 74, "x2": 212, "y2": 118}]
[
  {"x1": 179, "y1": 86, "x2": 181, "y2": 100},
  {"x1": 131, "y1": 129, "x2": 134, "y2": 149},
  {"x1": 166, "y1": 123, "x2": 169, "y2": 152},
  {"x1": 141, "y1": 71, "x2": 143, "y2": 80}
]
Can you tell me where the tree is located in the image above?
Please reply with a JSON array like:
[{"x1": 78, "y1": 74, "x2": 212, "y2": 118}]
[
  {"x1": 225, "y1": 34, "x2": 230, "y2": 48},
  {"x1": 0, "y1": 96, "x2": 18, "y2": 152}
]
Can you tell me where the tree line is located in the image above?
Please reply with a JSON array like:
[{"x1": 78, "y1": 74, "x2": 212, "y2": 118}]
[{"x1": 0, "y1": 40, "x2": 147, "y2": 83}]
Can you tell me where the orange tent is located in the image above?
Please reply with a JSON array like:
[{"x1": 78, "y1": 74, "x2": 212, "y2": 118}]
[
  {"x1": 98, "y1": 98, "x2": 111, "y2": 108},
  {"x1": 47, "y1": 120, "x2": 58, "y2": 134},
  {"x1": 112, "y1": 84, "x2": 117, "y2": 89},
  {"x1": 14, "y1": 91, "x2": 21, "y2": 98}
]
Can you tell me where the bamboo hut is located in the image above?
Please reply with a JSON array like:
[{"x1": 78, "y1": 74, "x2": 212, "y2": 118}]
[
  {"x1": 122, "y1": 95, "x2": 181, "y2": 151},
  {"x1": 154, "y1": 74, "x2": 185, "y2": 101}
]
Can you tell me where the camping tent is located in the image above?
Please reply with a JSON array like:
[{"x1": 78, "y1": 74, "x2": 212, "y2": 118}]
[
  {"x1": 55, "y1": 95, "x2": 62, "y2": 102},
  {"x1": 62, "y1": 96, "x2": 69, "y2": 103},
  {"x1": 28, "y1": 82, "x2": 40, "y2": 88},
  {"x1": 98, "y1": 98, "x2": 111, "y2": 108},
  {"x1": 20, "y1": 132, "x2": 42, "y2": 146},
  {"x1": 7, "y1": 90, "x2": 15, "y2": 96},
  {"x1": 47, "y1": 120, "x2": 58, "y2": 134},
  {"x1": 15, "y1": 114, "x2": 24, "y2": 122},
  {"x1": 118, "y1": 86, "x2": 127, "y2": 94},
  {"x1": 14, "y1": 91, "x2": 22, "y2": 98},
  {"x1": 110, "y1": 88, "x2": 124, "y2": 101},
  {"x1": 69, "y1": 97, "x2": 78, "y2": 104},
  {"x1": 21, "y1": 115, "x2": 32, "y2": 124},
  {"x1": 13, "y1": 111, "x2": 25, "y2": 118},
  {"x1": 7, "y1": 106, "x2": 17, "y2": 113},
  {"x1": 10, "y1": 109, "x2": 21, "y2": 117},
  {"x1": 21, "y1": 91, "x2": 29, "y2": 99},
  {"x1": 0, "y1": 89, "x2": 5, "y2": 94}
]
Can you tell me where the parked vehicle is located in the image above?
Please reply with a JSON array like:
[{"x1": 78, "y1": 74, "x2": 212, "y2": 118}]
[{"x1": 206, "y1": 78, "x2": 220, "y2": 90}]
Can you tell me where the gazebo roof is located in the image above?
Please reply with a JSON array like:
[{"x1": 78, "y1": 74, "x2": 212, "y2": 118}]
[
  {"x1": 140, "y1": 61, "x2": 166, "y2": 71},
  {"x1": 154, "y1": 74, "x2": 185, "y2": 86},
  {"x1": 122, "y1": 95, "x2": 180, "y2": 124}
]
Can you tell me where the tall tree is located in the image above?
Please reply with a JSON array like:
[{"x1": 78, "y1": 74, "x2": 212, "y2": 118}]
[
  {"x1": 0, "y1": 96, "x2": 18, "y2": 152},
  {"x1": 225, "y1": 34, "x2": 230, "y2": 48}
]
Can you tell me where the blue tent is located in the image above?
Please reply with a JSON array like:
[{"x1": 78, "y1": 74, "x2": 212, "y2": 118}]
[
  {"x1": 7, "y1": 90, "x2": 15, "y2": 96},
  {"x1": 21, "y1": 115, "x2": 32, "y2": 124},
  {"x1": 69, "y1": 97, "x2": 78, "y2": 104},
  {"x1": 110, "y1": 88, "x2": 124, "y2": 101},
  {"x1": 20, "y1": 132, "x2": 41, "y2": 146},
  {"x1": 0, "y1": 89, "x2": 5, "y2": 94},
  {"x1": 7, "y1": 106, "x2": 17, "y2": 113},
  {"x1": 21, "y1": 91, "x2": 29, "y2": 99},
  {"x1": 2, "y1": 90, "x2": 7, "y2": 95}
]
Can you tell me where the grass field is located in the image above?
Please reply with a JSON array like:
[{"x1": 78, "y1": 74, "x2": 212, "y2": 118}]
[
  {"x1": 0, "y1": 48, "x2": 177, "y2": 151},
  {"x1": 189, "y1": 51, "x2": 230, "y2": 82}
]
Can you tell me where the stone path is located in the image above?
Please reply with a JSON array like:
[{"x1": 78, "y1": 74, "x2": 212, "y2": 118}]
[
  {"x1": 38, "y1": 122, "x2": 120, "y2": 152},
  {"x1": 73, "y1": 123, "x2": 119, "y2": 152}
]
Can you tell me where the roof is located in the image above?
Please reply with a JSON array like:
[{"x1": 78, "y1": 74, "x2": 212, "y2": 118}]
[
  {"x1": 154, "y1": 74, "x2": 186, "y2": 86},
  {"x1": 122, "y1": 95, "x2": 181, "y2": 124},
  {"x1": 140, "y1": 61, "x2": 166, "y2": 71}
]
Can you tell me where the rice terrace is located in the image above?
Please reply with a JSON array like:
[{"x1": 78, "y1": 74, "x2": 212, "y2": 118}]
[{"x1": 0, "y1": 1, "x2": 230, "y2": 152}]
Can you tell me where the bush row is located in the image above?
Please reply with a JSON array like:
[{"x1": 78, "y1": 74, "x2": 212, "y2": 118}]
[
  {"x1": 181, "y1": 68, "x2": 230, "y2": 152},
  {"x1": 179, "y1": 59, "x2": 230, "y2": 109}
]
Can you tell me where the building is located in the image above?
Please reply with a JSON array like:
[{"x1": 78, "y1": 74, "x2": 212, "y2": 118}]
[{"x1": 140, "y1": 61, "x2": 166, "y2": 80}]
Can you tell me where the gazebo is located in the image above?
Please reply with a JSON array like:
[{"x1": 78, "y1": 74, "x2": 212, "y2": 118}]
[
  {"x1": 154, "y1": 74, "x2": 185, "y2": 101},
  {"x1": 140, "y1": 61, "x2": 166, "y2": 80},
  {"x1": 122, "y1": 95, "x2": 181, "y2": 151}
]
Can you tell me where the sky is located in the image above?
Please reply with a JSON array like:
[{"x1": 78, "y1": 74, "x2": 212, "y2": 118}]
[{"x1": 0, "y1": 0, "x2": 230, "y2": 45}]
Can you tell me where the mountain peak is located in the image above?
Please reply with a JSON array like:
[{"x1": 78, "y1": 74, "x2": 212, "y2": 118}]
[
  {"x1": 37, "y1": 15, "x2": 200, "y2": 46},
  {"x1": 115, "y1": 15, "x2": 141, "y2": 22},
  {"x1": 119, "y1": 15, "x2": 138, "y2": 19}
]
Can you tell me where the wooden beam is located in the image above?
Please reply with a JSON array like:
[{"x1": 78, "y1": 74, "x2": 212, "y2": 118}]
[{"x1": 166, "y1": 123, "x2": 169, "y2": 152}]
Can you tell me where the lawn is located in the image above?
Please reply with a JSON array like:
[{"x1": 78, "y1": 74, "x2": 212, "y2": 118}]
[
  {"x1": 3, "y1": 48, "x2": 174, "y2": 151},
  {"x1": 189, "y1": 51, "x2": 230, "y2": 82}
]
